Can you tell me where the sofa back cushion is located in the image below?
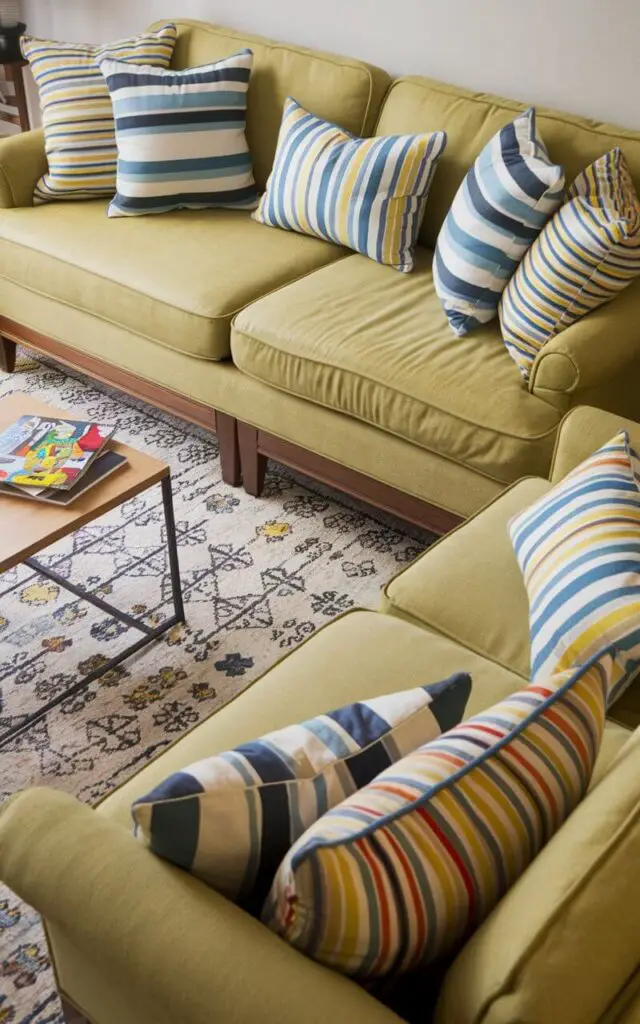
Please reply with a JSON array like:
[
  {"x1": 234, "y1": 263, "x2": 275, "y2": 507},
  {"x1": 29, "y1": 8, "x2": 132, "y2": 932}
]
[
  {"x1": 435, "y1": 724, "x2": 640, "y2": 1024},
  {"x1": 159, "y1": 19, "x2": 391, "y2": 190},
  {"x1": 376, "y1": 76, "x2": 640, "y2": 250}
]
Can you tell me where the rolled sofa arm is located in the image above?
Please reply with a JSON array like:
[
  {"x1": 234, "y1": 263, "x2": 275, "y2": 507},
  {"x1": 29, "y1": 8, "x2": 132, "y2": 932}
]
[
  {"x1": 529, "y1": 278, "x2": 640, "y2": 405},
  {"x1": 0, "y1": 789, "x2": 401, "y2": 1024},
  {"x1": 550, "y1": 406, "x2": 640, "y2": 482},
  {"x1": 0, "y1": 129, "x2": 47, "y2": 208}
]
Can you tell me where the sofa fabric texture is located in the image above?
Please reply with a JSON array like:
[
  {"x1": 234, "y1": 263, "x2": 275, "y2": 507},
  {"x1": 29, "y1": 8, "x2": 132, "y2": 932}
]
[
  {"x1": 231, "y1": 249, "x2": 562, "y2": 484},
  {"x1": 254, "y1": 98, "x2": 447, "y2": 270},
  {"x1": 102, "y1": 50, "x2": 259, "y2": 217}
]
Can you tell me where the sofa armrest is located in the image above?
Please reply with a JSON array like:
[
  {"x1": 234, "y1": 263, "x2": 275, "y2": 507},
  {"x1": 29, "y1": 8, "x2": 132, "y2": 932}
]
[
  {"x1": 529, "y1": 279, "x2": 640, "y2": 405},
  {"x1": 0, "y1": 129, "x2": 47, "y2": 208},
  {"x1": 550, "y1": 406, "x2": 640, "y2": 482},
  {"x1": 0, "y1": 789, "x2": 401, "y2": 1024}
]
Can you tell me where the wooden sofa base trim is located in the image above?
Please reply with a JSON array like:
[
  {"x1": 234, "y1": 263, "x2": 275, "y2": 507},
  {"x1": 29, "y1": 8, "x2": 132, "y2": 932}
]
[
  {"x1": 0, "y1": 322, "x2": 241, "y2": 487},
  {"x1": 61, "y1": 996, "x2": 90, "y2": 1024},
  {"x1": 237, "y1": 421, "x2": 464, "y2": 535}
]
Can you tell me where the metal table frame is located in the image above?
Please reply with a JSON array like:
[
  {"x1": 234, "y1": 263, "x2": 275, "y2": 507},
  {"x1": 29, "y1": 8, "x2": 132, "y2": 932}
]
[{"x1": 0, "y1": 475, "x2": 185, "y2": 749}]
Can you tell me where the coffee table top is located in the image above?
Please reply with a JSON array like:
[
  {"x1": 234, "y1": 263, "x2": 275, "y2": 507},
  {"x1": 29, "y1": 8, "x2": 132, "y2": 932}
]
[{"x1": 0, "y1": 392, "x2": 168, "y2": 573}]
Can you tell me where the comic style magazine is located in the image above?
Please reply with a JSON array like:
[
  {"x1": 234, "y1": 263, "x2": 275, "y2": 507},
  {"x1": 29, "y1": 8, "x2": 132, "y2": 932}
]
[{"x1": 0, "y1": 415, "x2": 115, "y2": 489}]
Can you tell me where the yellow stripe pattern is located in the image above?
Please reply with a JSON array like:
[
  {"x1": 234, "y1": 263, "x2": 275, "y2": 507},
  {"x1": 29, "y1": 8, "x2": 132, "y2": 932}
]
[
  {"x1": 499, "y1": 148, "x2": 640, "y2": 378},
  {"x1": 21, "y1": 24, "x2": 177, "y2": 203}
]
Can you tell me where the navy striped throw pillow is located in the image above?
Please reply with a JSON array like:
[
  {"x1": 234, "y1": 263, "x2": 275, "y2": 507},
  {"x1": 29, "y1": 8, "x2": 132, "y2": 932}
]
[
  {"x1": 132, "y1": 674, "x2": 471, "y2": 911},
  {"x1": 100, "y1": 50, "x2": 258, "y2": 217},
  {"x1": 434, "y1": 108, "x2": 565, "y2": 336}
]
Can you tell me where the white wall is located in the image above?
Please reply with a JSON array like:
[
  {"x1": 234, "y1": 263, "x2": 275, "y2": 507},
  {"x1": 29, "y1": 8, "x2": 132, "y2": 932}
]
[{"x1": 20, "y1": 0, "x2": 640, "y2": 129}]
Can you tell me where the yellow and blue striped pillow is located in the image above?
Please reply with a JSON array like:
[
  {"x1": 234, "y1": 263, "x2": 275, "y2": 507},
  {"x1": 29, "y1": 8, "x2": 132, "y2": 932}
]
[
  {"x1": 500, "y1": 148, "x2": 640, "y2": 378},
  {"x1": 253, "y1": 98, "x2": 447, "y2": 271},
  {"x1": 21, "y1": 24, "x2": 177, "y2": 203},
  {"x1": 510, "y1": 430, "x2": 640, "y2": 705},
  {"x1": 264, "y1": 651, "x2": 611, "y2": 978}
]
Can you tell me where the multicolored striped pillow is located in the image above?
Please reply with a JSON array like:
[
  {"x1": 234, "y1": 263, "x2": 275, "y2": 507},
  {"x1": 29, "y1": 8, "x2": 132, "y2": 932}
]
[
  {"x1": 253, "y1": 98, "x2": 447, "y2": 271},
  {"x1": 433, "y1": 108, "x2": 564, "y2": 335},
  {"x1": 21, "y1": 24, "x2": 177, "y2": 204},
  {"x1": 510, "y1": 430, "x2": 640, "y2": 705},
  {"x1": 499, "y1": 148, "x2": 640, "y2": 378},
  {"x1": 264, "y1": 651, "x2": 611, "y2": 978},
  {"x1": 101, "y1": 51, "x2": 259, "y2": 217},
  {"x1": 132, "y1": 674, "x2": 471, "y2": 911}
]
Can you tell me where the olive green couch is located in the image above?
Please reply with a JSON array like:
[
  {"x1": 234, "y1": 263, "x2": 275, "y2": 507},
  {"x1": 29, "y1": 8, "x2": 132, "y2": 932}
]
[
  {"x1": 2, "y1": 20, "x2": 640, "y2": 533},
  {"x1": 2, "y1": 405, "x2": 640, "y2": 1024}
]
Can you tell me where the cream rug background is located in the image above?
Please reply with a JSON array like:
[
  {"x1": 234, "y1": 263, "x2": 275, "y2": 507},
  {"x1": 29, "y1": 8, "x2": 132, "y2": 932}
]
[{"x1": 0, "y1": 351, "x2": 428, "y2": 1023}]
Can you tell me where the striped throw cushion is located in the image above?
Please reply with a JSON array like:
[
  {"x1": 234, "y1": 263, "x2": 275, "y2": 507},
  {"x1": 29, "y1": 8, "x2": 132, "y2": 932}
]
[
  {"x1": 21, "y1": 24, "x2": 177, "y2": 203},
  {"x1": 499, "y1": 148, "x2": 640, "y2": 378},
  {"x1": 101, "y1": 51, "x2": 258, "y2": 217},
  {"x1": 132, "y1": 674, "x2": 471, "y2": 910},
  {"x1": 264, "y1": 651, "x2": 611, "y2": 978},
  {"x1": 433, "y1": 108, "x2": 564, "y2": 336},
  {"x1": 253, "y1": 98, "x2": 447, "y2": 271},
  {"x1": 510, "y1": 430, "x2": 640, "y2": 705}
]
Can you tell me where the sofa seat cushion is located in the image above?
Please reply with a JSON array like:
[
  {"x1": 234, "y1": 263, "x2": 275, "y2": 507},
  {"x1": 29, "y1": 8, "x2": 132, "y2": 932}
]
[
  {"x1": 0, "y1": 201, "x2": 345, "y2": 361},
  {"x1": 232, "y1": 248, "x2": 563, "y2": 484},
  {"x1": 98, "y1": 610, "x2": 630, "y2": 833}
]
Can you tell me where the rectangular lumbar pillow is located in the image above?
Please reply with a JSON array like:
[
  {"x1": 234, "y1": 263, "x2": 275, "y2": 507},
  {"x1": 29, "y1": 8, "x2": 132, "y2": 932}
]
[
  {"x1": 433, "y1": 108, "x2": 564, "y2": 335},
  {"x1": 263, "y1": 651, "x2": 611, "y2": 978},
  {"x1": 499, "y1": 148, "x2": 640, "y2": 379},
  {"x1": 510, "y1": 430, "x2": 640, "y2": 704},
  {"x1": 21, "y1": 24, "x2": 177, "y2": 203},
  {"x1": 101, "y1": 50, "x2": 258, "y2": 217},
  {"x1": 253, "y1": 98, "x2": 447, "y2": 271},
  {"x1": 132, "y1": 673, "x2": 471, "y2": 910}
]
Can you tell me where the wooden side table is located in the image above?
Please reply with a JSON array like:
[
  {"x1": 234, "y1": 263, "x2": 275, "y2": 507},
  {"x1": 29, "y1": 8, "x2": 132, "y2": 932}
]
[{"x1": 1, "y1": 59, "x2": 30, "y2": 132}]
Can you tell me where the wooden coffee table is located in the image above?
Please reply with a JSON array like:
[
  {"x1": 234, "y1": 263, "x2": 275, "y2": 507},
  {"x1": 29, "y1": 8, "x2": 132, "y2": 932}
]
[{"x1": 0, "y1": 393, "x2": 185, "y2": 747}]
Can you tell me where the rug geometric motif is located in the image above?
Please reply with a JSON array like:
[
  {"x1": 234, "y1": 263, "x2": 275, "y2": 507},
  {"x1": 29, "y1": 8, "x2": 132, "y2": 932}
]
[{"x1": 0, "y1": 351, "x2": 429, "y2": 1023}]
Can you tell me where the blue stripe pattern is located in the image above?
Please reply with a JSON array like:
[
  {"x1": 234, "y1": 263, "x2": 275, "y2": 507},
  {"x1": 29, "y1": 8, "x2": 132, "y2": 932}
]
[
  {"x1": 510, "y1": 431, "x2": 640, "y2": 705},
  {"x1": 253, "y1": 98, "x2": 447, "y2": 271},
  {"x1": 100, "y1": 50, "x2": 258, "y2": 217},
  {"x1": 434, "y1": 108, "x2": 565, "y2": 335},
  {"x1": 132, "y1": 675, "x2": 471, "y2": 910}
]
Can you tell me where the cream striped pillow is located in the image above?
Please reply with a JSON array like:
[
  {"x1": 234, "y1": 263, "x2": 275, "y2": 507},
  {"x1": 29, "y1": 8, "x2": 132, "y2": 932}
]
[{"x1": 21, "y1": 24, "x2": 177, "y2": 203}]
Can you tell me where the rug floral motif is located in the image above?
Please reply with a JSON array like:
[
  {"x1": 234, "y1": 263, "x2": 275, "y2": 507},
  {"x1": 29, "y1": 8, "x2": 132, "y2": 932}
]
[{"x1": 0, "y1": 352, "x2": 429, "y2": 1023}]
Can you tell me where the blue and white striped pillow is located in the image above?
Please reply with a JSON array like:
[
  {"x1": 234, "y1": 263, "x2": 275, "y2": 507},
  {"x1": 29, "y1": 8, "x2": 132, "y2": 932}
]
[
  {"x1": 253, "y1": 98, "x2": 447, "y2": 271},
  {"x1": 132, "y1": 674, "x2": 471, "y2": 910},
  {"x1": 510, "y1": 431, "x2": 640, "y2": 705},
  {"x1": 434, "y1": 108, "x2": 565, "y2": 336},
  {"x1": 100, "y1": 50, "x2": 258, "y2": 217}
]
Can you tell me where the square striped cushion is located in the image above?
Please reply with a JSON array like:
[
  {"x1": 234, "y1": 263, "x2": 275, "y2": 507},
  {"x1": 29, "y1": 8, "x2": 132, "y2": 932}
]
[
  {"x1": 510, "y1": 430, "x2": 640, "y2": 705},
  {"x1": 433, "y1": 108, "x2": 564, "y2": 336},
  {"x1": 101, "y1": 51, "x2": 258, "y2": 217},
  {"x1": 21, "y1": 24, "x2": 177, "y2": 203},
  {"x1": 499, "y1": 148, "x2": 640, "y2": 379},
  {"x1": 253, "y1": 98, "x2": 447, "y2": 271},
  {"x1": 263, "y1": 651, "x2": 611, "y2": 978},
  {"x1": 132, "y1": 674, "x2": 471, "y2": 911}
]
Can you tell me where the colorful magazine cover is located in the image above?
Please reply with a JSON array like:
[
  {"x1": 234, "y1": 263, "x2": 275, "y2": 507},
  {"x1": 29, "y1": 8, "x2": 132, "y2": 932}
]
[{"x1": 0, "y1": 415, "x2": 115, "y2": 489}]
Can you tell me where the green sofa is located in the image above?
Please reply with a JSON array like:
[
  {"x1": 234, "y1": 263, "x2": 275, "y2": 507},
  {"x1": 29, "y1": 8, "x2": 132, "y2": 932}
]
[
  {"x1": 2, "y1": 20, "x2": 640, "y2": 532},
  {"x1": 2, "y1": 404, "x2": 640, "y2": 1024}
]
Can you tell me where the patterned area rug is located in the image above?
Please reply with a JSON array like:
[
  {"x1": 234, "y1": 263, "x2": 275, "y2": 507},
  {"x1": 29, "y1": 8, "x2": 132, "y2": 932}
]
[{"x1": 0, "y1": 351, "x2": 428, "y2": 1023}]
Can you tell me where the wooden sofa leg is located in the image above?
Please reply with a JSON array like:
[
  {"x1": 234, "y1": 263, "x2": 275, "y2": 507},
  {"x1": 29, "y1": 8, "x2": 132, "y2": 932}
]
[
  {"x1": 237, "y1": 421, "x2": 268, "y2": 497},
  {"x1": 215, "y1": 411, "x2": 241, "y2": 487},
  {"x1": 61, "y1": 997, "x2": 90, "y2": 1024},
  {"x1": 0, "y1": 336, "x2": 16, "y2": 373}
]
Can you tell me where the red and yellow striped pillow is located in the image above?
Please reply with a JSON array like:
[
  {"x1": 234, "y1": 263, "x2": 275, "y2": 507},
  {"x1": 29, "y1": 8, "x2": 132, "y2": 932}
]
[{"x1": 263, "y1": 650, "x2": 612, "y2": 978}]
